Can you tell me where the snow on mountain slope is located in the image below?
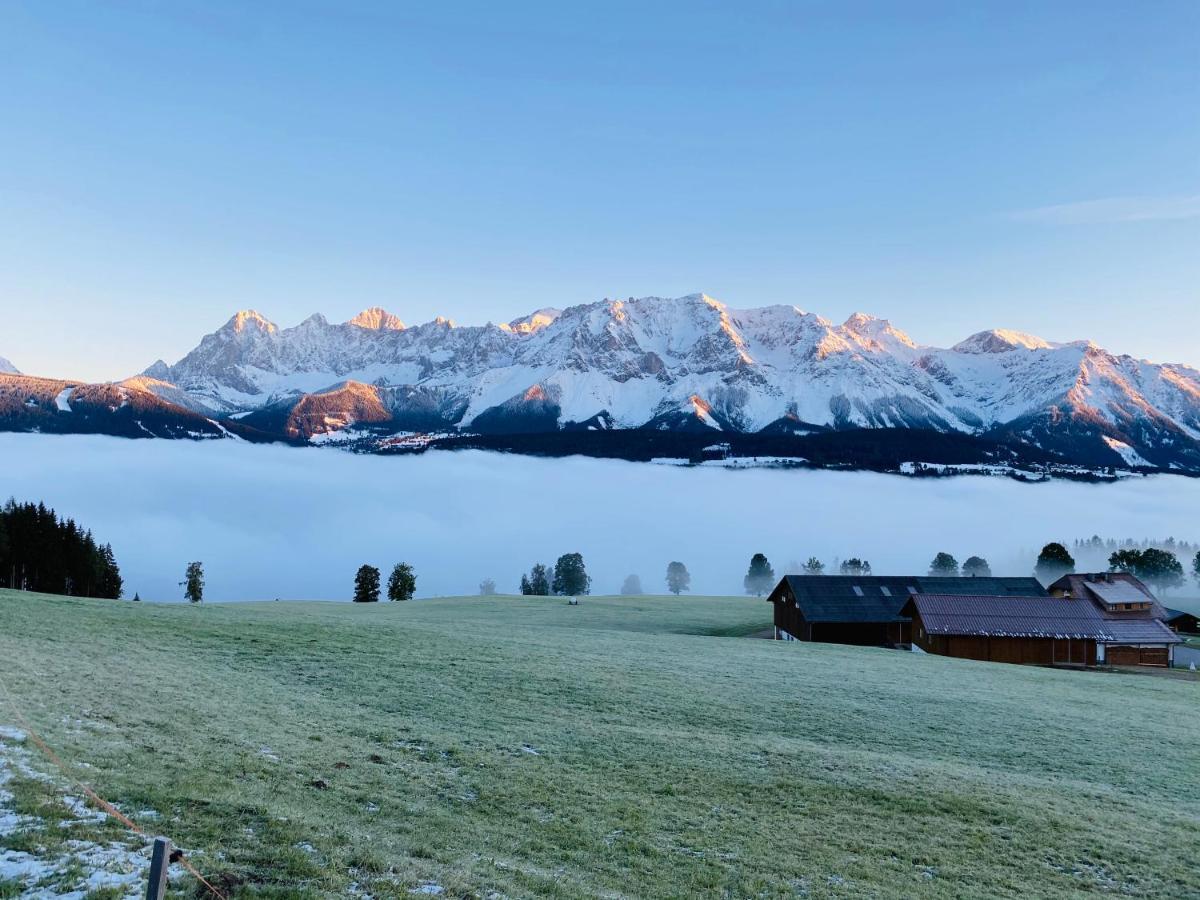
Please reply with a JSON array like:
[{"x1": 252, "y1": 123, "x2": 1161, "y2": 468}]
[
  {"x1": 135, "y1": 295, "x2": 1200, "y2": 469},
  {"x1": 0, "y1": 356, "x2": 19, "y2": 375}
]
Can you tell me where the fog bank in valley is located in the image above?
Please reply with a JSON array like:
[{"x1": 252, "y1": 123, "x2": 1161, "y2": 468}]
[{"x1": 3, "y1": 434, "x2": 1199, "y2": 602}]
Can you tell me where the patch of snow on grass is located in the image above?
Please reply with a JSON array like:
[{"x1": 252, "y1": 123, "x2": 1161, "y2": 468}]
[
  {"x1": 0, "y1": 723, "x2": 180, "y2": 897},
  {"x1": 54, "y1": 387, "x2": 73, "y2": 412}
]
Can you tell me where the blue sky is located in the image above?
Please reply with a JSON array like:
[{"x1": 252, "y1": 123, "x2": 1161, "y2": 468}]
[{"x1": 1, "y1": 1, "x2": 1197, "y2": 381}]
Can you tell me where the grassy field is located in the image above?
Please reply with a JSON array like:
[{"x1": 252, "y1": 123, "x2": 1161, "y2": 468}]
[{"x1": 1, "y1": 590, "x2": 1199, "y2": 899}]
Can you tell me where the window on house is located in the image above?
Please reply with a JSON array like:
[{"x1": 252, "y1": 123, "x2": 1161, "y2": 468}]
[
  {"x1": 880, "y1": 586, "x2": 892, "y2": 596},
  {"x1": 852, "y1": 586, "x2": 864, "y2": 597}
]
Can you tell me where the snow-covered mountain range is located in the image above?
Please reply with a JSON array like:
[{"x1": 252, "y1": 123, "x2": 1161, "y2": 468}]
[
  {"x1": 0, "y1": 356, "x2": 19, "y2": 375},
  {"x1": 4, "y1": 294, "x2": 1200, "y2": 473}
]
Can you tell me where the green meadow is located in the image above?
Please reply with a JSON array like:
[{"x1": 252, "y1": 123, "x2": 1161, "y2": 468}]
[{"x1": 0, "y1": 590, "x2": 1198, "y2": 899}]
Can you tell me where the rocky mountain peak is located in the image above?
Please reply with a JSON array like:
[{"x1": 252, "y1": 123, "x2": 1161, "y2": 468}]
[
  {"x1": 222, "y1": 310, "x2": 277, "y2": 336},
  {"x1": 348, "y1": 307, "x2": 406, "y2": 331},
  {"x1": 143, "y1": 359, "x2": 171, "y2": 380},
  {"x1": 503, "y1": 308, "x2": 562, "y2": 334},
  {"x1": 841, "y1": 312, "x2": 916, "y2": 349},
  {"x1": 953, "y1": 329, "x2": 1054, "y2": 354}
]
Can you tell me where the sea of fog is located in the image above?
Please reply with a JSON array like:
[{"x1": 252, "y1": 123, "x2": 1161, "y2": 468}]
[{"x1": 2, "y1": 433, "x2": 1199, "y2": 603}]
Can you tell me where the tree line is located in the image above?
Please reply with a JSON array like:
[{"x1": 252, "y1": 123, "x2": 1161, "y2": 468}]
[
  {"x1": 0, "y1": 499, "x2": 122, "y2": 599},
  {"x1": 1032, "y1": 541, "x2": 1200, "y2": 593}
]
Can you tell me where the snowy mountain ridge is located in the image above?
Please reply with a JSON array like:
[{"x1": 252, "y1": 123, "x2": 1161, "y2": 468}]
[{"x1": 118, "y1": 293, "x2": 1200, "y2": 471}]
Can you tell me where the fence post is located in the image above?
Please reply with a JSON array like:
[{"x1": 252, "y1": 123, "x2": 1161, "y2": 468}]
[{"x1": 146, "y1": 836, "x2": 171, "y2": 900}]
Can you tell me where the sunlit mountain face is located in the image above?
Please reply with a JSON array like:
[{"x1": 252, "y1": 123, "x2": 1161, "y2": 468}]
[{"x1": 3, "y1": 293, "x2": 1199, "y2": 474}]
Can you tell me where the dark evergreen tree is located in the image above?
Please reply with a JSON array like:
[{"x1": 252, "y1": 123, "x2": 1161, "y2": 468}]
[
  {"x1": 962, "y1": 556, "x2": 992, "y2": 577},
  {"x1": 0, "y1": 499, "x2": 123, "y2": 598},
  {"x1": 1193, "y1": 550, "x2": 1200, "y2": 586},
  {"x1": 666, "y1": 561, "x2": 690, "y2": 595},
  {"x1": 802, "y1": 557, "x2": 824, "y2": 575},
  {"x1": 184, "y1": 561, "x2": 204, "y2": 603},
  {"x1": 132, "y1": 592, "x2": 141, "y2": 602},
  {"x1": 620, "y1": 574, "x2": 643, "y2": 595},
  {"x1": 743, "y1": 553, "x2": 775, "y2": 596},
  {"x1": 386, "y1": 562, "x2": 416, "y2": 601},
  {"x1": 928, "y1": 552, "x2": 959, "y2": 576},
  {"x1": 1035, "y1": 543, "x2": 1075, "y2": 582},
  {"x1": 839, "y1": 558, "x2": 871, "y2": 576},
  {"x1": 520, "y1": 563, "x2": 551, "y2": 596},
  {"x1": 99, "y1": 544, "x2": 123, "y2": 599},
  {"x1": 353, "y1": 564, "x2": 381, "y2": 603},
  {"x1": 552, "y1": 554, "x2": 590, "y2": 596}
]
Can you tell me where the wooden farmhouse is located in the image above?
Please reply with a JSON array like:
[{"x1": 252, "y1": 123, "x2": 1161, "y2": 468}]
[
  {"x1": 903, "y1": 586, "x2": 1181, "y2": 667},
  {"x1": 765, "y1": 575, "x2": 1045, "y2": 646},
  {"x1": 768, "y1": 572, "x2": 1182, "y2": 668},
  {"x1": 1047, "y1": 573, "x2": 1184, "y2": 665},
  {"x1": 1163, "y1": 608, "x2": 1200, "y2": 635}
]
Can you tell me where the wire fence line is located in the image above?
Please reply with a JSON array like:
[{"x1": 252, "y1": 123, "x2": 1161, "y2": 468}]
[{"x1": 0, "y1": 662, "x2": 228, "y2": 899}]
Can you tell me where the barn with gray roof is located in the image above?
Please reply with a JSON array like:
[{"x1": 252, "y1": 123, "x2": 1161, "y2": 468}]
[{"x1": 766, "y1": 575, "x2": 1045, "y2": 646}]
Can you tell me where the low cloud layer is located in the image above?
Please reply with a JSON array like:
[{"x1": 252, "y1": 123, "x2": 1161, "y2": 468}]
[{"x1": 2, "y1": 435, "x2": 1199, "y2": 602}]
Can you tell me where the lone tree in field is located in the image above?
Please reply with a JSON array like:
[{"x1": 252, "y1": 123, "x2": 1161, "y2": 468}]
[
  {"x1": 802, "y1": 557, "x2": 824, "y2": 576},
  {"x1": 183, "y1": 561, "x2": 204, "y2": 603},
  {"x1": 520, "y1": 563, "x2": 551, "y2": 596},
  {"x1": 552, "y1": 553, "x2": 590, "y2": 596},
  {"x1": 479, "y1": 578, "x2": 497, "y2": 596},
  {"x1": 387, "y1": 563, "x2": 416, "y2": 601},
  {"x1": 1035, "y1": 542, "x2": 1075, "y2": 582},
  {"x1": 929, "y1": 552, "x2": 959, "y2": 576},
  {"x1": 744, "y1": 553, "x2": 775, "y2": 596},
  {"x1": 132, "y1": 592, "x2": 141, "y2": 602},
  {"x1": 620, "y1": 574, "x2": 643, "y2": 595},
  {"x1": 666, "y1": 561, "x2": 691, "y2": 595},
  {"x1": 353, "y1": 564, "x2": 381, "y2": 603},
  {"x1": 962, "y1": 555, "x2": 992, "y2": 577},
  {"x1": 839, "y1": 558, "x2": 871, "y2": 576}
]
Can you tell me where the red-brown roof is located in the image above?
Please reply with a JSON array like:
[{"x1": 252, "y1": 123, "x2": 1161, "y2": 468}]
[
  {"x1": 906, "y1": 593, "x2": 1180, "y2": 643},
  {"x1": 1049, "y1": 573, "x2": 1169, "y2": 619}
]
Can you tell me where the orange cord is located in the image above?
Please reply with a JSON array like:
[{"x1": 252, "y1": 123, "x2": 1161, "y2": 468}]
[{"x1": 0, "y1": 667, "x2": 228, "y2": 899}]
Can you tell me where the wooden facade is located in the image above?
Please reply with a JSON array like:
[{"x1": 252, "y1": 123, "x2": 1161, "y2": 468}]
[
  {"x1": 912, "y1": 625, "x2": 1097, "y2": 666},
  {"x1": 772, "y1": 611, "x2": 909, "y2": 647},
  {"x1": 1105, "y1": 645, "x2": 1170, "y2": 667},
  {"x1": 1164, "y1": 610, "x2": 1200, "y2": 635}
]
